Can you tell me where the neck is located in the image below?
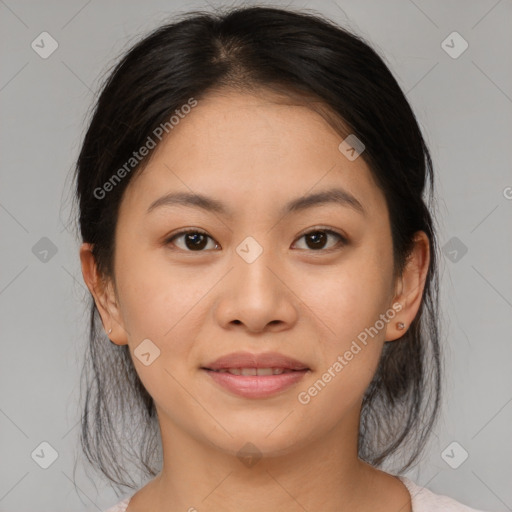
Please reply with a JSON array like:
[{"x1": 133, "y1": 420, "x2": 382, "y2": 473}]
[{"x1": 129, "y1": 406, "x2": 411, "y2": 512}]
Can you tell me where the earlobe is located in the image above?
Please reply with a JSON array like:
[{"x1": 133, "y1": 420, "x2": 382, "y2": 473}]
[
  {"x1": 79, "y1": 242, "x2": 129, "y2": 345},
  {"x1": 385, "y1": 317, "x2": 407, "y2": 342}
]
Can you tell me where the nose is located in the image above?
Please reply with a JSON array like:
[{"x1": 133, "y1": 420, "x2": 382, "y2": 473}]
[{"x1": 213, "y1": 242, "x2": 299, "y2": 334}]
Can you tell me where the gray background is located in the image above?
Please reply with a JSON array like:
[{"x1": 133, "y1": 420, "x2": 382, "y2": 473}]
[{"x1": 1, "y1": 0, "x2": 511, "y2": 510}]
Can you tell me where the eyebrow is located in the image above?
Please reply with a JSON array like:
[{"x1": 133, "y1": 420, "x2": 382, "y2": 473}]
[{"x1": 146, "y1": 187, "x2": 366, "y2": 218}]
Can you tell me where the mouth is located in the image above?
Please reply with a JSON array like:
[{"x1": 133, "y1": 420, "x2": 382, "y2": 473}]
[
  {"x1": 203, "y1": 367, "x2": 306, "y2": 375},
  {"x1": 201, "y1": 351, "x2": 311, "y2": 399},
  {"x1": 202, "y1": 351, "x2": 310, "y2": 372}
]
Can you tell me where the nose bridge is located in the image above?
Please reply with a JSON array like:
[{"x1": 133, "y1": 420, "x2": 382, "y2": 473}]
[
  {"x1": 213, "y1": 233, "x2": 297, "y2": 332},
  {"x1": 232, "y1": 234, "x2": 280, "y2": 303}
]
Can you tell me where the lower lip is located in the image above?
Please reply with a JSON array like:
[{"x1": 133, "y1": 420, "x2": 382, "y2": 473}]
[{"x1": 203, "y1": 369, "x2": 309, "y2": 399}]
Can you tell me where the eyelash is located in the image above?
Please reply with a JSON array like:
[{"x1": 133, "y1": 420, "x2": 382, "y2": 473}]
[{"x1": 164, "y1": 227, "x2": 348, "y2": 253}]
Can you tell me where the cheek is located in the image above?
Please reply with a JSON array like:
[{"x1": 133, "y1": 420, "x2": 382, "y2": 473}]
[
  {"x1": 298, "y1": 250, "x2": 394, "y2": 345},
  {"x1": 295, "y1": 342, "x2": 382, "y2": 434},
  {"x1": 115, "y1": 242, "x2": 207, "y2": 339},
  {"x1": 115, "y1": 246, "x2": 226, "y2": 376},
  {"x1": 294, "y1": 246, "x2": 393, "y2": 408},
  {"x1": 114, "y1": 253, "x2": 209, "y2": 414}
]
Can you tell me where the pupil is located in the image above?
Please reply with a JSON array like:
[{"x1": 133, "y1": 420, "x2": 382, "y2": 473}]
[
  {"x1": 186, "y1": 233, "x2": 207, "y2": 250},
  {"x1": 307, "y1": 231, "x2": 326, "y2": 249}
]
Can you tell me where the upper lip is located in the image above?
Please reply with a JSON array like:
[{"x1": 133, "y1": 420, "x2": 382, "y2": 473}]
[{"x1": 202, "y1": 351, "x2": 309, "y2": 371}]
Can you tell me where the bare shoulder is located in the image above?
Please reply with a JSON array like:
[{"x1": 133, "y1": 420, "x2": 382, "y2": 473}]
[
  {"x1": 361, "y1": 467, "x2": 412, "y2": 512},
  {"x1": 125, "y1": 478, "x2": 160, "y2": 511}
]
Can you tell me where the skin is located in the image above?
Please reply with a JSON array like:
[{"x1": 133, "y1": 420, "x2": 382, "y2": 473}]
[{"x1": 80, "y1": 89, "x2": 429, "y2": 512}]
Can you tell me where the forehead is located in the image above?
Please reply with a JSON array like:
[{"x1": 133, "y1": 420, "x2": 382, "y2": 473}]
[{"x1": 121, "y1": 90, "x2": 386, "y2": 219}]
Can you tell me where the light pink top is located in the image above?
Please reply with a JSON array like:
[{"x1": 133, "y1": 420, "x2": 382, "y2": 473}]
[{"x1": 104, "y1": 476, "x2": 487, "y2": 511}]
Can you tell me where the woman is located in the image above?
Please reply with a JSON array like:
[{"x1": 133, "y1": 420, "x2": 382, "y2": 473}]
[{"x1": 74, "y1": 5, "x2": 485, "y2": 511}]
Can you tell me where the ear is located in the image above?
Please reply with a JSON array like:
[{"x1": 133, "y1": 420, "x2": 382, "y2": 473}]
[
  {"x1": 385, "y1": 231, "x2": 430, "y2": 342},
  {"x1": 79, "y1": 242, "x2": 129, "y2": 346}
]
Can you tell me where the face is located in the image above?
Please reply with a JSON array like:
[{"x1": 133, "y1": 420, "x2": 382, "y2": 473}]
[{"x1": 84, "y1": 89, "x2": 412, "y2": 461}]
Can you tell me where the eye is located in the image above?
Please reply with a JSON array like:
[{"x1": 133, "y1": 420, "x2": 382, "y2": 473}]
[
  {"x1": 292, "y1": 228, "x2": 347, "y2": 251},
  {"x1": 165, "y1": 229, "x2": 220, "y2": 252},
  {"x1": 165, "y1": 227, "x2": 347, "y2": 253}
]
